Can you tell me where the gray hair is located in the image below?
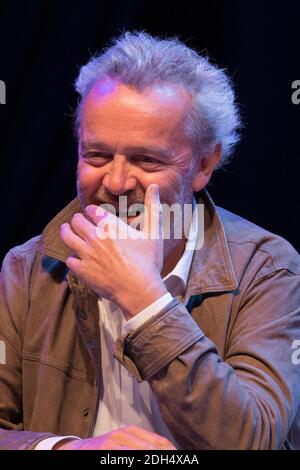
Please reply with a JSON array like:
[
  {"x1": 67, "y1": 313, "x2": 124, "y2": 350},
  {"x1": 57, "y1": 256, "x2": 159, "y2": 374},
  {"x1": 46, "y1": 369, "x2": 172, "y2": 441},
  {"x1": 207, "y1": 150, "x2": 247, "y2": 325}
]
[{"x1": 74, "y1": 31, "x2": 241, "y2": 168}]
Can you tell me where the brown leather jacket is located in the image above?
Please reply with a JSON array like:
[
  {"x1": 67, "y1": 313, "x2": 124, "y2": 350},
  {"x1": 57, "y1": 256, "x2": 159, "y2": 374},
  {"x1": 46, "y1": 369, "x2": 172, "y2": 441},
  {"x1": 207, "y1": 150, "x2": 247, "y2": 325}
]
[{"x1": 0, "y1": 190, "x2": 300, "y2": 450}]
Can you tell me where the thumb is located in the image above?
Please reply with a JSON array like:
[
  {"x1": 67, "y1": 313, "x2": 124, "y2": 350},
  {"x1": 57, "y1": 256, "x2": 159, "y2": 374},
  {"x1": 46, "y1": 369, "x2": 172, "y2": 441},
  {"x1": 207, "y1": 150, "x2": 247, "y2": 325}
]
[{"x1": 143, "y1": 184, "x2": 162, "y2": 238}]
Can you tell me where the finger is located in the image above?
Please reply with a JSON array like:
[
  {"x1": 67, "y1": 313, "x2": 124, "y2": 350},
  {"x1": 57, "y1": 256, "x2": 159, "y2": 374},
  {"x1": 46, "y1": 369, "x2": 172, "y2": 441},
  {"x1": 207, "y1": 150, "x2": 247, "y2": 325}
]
[
  {"x1": 70, "y1": 212, "x2": 98, "y2": 242},
  {"x1": 109, "y1": 429, "x2": 158, "y2": 450},
  {"x1": 85, "y1": 204, "x2": 110, "y2": 225},
  {"x1": 65, "y1": 255, "x2": 82, "y2": 275},
  {"x1": 124, "y1": 425, "x2": 176, "y2": 450},
  {"x1": 142, "y1": 184, "x2": 162, "y2": 238},
  {"x1": 85, "y1": 205, "x2": 125, "y2": 240},
  {"x1": 60, "y1": 222, "x2": 86, "y2": 256}
]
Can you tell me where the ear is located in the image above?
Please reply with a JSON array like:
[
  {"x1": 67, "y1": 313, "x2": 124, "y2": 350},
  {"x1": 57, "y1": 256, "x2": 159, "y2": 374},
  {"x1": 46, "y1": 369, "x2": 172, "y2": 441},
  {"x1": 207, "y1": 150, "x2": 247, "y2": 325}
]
[{"x1": 192, "y1": 143, "x2": 222, "y2": 192}]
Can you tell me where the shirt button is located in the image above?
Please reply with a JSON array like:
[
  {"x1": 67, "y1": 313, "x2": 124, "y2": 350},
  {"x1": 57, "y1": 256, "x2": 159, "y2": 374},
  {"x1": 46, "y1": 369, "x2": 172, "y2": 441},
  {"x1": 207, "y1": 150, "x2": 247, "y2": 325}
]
[{"x1": 83, "y1": 408, "x2": 89, "y2": 417}]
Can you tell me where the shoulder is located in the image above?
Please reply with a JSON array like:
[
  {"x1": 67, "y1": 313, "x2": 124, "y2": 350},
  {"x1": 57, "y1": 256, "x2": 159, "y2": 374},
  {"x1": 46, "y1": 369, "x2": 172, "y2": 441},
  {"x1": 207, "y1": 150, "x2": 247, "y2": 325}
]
[
  {"x1": 3, "y1": 235, "x2": 41, "y2": 265},
  {"x1": 9, "y1": 235, "x2": 41, "y2": 257},
  {"x1": 1, "y1": 236, "x2": 42, "y2": 283},
  {"x1": 216, "y1": 205, "x2": 300, "y2": 276}
]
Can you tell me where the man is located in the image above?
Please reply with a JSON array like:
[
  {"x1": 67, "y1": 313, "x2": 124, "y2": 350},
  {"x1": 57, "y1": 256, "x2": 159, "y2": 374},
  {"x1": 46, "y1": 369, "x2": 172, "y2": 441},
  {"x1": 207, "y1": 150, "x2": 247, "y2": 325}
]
[{"x1": 0, "y1": 31, "x2": 300, "y2": 450}]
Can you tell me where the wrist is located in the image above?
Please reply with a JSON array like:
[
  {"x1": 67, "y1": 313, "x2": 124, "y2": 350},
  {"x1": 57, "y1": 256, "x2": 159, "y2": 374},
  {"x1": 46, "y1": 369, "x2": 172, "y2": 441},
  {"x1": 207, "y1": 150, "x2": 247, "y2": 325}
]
[{"x1": 117, "y1": 277, "x2": 168, "y2": 320}]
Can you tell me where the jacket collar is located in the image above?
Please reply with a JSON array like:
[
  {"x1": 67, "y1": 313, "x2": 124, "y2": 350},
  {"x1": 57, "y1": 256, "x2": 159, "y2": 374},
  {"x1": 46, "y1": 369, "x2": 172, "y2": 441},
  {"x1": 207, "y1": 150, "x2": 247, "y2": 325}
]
[
  {"x1": 37, "y1": 190, "x2": 238, "y2": 296},
  {"x1": 37, "y1": 197, "x2": 83, "y2": 263},
  {"x1": 183, "y1": 190, "x2": 238, "y2": 300}
]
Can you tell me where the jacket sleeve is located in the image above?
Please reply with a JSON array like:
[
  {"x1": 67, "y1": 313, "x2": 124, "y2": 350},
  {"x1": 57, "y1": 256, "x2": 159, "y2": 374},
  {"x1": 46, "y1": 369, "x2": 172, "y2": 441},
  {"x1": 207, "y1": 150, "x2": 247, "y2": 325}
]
[
  {"x1": 114, "y1": 266, "x2": 300, "y2": 450},
  {"x1": 0, "y1": 249, "x2": 56, "y2": 449}
]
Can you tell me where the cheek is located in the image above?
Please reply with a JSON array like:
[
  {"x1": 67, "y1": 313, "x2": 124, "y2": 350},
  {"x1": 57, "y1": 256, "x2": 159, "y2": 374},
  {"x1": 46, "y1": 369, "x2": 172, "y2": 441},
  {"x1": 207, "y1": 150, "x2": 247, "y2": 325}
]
[
  {"x1": 158, "y1": 170, "x2": 184, "y2": 193},
  {"x1": 159, "y1": 169, "x2": 194, "y2": 204},
  {"x1": 77, "y1": 160, "x2": 105, "y2": 194},
  {"x1": 135, "y1": 170, "x2": 180, "y2": 199}
]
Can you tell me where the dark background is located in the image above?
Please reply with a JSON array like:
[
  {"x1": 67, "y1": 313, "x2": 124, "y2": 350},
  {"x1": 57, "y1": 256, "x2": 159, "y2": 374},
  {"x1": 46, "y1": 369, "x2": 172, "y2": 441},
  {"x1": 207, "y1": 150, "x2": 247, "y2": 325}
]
[{"x1": 0, "y1": 0, "x2": 299, "y2": 263}]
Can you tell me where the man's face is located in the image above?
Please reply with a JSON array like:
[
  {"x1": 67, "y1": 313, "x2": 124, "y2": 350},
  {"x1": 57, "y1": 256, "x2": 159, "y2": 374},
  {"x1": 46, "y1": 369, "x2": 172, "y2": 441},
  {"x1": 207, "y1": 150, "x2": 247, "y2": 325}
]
[{"x1": 77, "y1": 77, "x2": 199, "y2": 257}]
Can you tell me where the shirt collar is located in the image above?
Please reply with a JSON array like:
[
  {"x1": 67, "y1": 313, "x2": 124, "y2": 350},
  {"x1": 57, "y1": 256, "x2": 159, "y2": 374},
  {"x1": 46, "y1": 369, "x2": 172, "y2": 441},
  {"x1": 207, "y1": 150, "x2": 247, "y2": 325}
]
[{"x1": 163, "y1": 198, "x2": 198, "y2": 298}]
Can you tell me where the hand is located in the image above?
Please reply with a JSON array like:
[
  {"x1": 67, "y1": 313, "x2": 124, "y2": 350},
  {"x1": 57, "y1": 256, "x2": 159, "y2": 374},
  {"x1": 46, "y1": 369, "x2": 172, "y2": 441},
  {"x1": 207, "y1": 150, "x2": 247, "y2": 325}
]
[
  {"x1": 60, "y1": 184, "x2": 168, "y2": 319},
  {"x1": 54, "y1": 425, "x2": 177, "y2": 450}
]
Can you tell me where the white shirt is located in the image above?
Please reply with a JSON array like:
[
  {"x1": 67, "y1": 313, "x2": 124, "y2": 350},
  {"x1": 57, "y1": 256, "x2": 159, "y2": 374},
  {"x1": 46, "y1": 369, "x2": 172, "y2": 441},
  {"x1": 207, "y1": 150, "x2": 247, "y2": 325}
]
[{"x1": 36, "y1": 201, "x2": 198, "y2": 449}]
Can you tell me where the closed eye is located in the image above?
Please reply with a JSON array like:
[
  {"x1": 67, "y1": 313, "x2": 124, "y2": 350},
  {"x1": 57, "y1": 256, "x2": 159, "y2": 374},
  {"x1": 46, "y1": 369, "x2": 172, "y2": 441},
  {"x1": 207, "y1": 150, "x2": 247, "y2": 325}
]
[
  {"x1": 83, "y1": 152, "x2": 112, "y2": 159},
  {"x1": 81, "y1": 152, "x2": 113, "y2": 165},
  {"x1": 81, "y1": 152, "x2": 164, "y2": 170},
  {"x1": 132, "y1": 156, "x2": 159, "y2": 164}
]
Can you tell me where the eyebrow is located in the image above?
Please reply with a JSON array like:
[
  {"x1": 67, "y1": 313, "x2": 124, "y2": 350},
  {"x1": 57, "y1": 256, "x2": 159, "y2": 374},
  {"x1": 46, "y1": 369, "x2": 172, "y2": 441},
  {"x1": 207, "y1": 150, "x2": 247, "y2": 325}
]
[{"x1": 80, "y1": 140, "x2": 174, "y2": 159}]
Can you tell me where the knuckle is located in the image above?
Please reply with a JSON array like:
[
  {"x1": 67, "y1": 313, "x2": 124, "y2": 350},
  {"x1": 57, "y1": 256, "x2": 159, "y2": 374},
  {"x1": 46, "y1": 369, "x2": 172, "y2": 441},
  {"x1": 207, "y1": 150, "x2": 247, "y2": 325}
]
[
  {"x1": 90, "y1": 228, "x2": 101, "y2": 243},
  {"x1": 111, "y1": 428, "x2": 122, "y2": 437},
  {"x1": 71, "y1": 212, "x2": 82, "y2": 225},
  {"x1": 95, "y1": 206, "x2": 104, "y2": 217}
]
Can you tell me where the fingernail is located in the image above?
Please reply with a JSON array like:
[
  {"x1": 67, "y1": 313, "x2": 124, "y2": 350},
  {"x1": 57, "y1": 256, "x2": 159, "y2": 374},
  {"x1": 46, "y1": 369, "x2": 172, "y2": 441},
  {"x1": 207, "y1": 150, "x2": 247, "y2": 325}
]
[{"x1": 150, "y1": 183, "x2": 159, "y2": 193}]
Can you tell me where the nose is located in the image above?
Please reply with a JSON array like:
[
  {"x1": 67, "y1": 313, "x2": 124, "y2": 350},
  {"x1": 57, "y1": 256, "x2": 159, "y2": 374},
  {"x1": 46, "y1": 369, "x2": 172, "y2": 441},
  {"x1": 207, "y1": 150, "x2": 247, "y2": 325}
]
[{"x1": 102, "y1": 155, "x2": 137, "y2": 195}]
